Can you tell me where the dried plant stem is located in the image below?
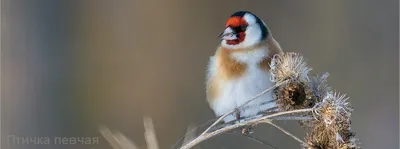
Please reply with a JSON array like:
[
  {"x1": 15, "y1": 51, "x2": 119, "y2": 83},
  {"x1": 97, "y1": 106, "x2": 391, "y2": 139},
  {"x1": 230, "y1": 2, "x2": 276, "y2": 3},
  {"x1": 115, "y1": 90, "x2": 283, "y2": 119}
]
[
  {"x1": 143, "y1": 117, "x2": 160, "y2": 149},
  {"x1": 99, "y1": 126, "x2": 140, "y2": 149},
  {"x1": 266, "y1": 121, "x2": 306, "y2": 145},
  {"x1": 114, "y1": 131, "x2": 141, "y2": 149},
  {"x1": 99, "y1": 126, "x2": 130, "y2": 149},
  {"x1": 210, "y1": 115, "x2": 312, "y2": 132},
  {"x1": 235, "y1": 134, "x2": 278, "y2": 149},
  {"x1": 182, "y1": 124, "x2": 197, "y2": 146},
  {"x1": 201, "y1": 80, "x2": 290, "y2": 136},
  {"x1": 180, "y1": 108, "x2": 313, "y2": 149},
  {"x1": 270, "y1": 116, "x2": 313, "y2": 121}
]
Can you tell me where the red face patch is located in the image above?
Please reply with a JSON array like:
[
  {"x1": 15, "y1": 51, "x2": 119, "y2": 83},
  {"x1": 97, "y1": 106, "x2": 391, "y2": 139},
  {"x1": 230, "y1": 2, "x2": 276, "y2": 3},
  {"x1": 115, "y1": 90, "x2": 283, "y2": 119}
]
[
  {"x1": 225, "y1": 17, "x2": 247, "y2": 45},
  {"x1": 226, "y1": 32, "x2": 246, "y2": 45},
  {"x1": 225, "y1": 16, "x2": 247, "y2": 28}
]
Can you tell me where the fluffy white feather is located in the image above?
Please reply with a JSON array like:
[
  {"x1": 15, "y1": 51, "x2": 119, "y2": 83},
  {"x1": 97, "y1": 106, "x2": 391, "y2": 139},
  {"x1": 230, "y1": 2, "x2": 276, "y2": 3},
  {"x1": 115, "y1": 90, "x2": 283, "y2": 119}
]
[{"x1": 207, "y1": 46, "x2": 276, "y2": 122}]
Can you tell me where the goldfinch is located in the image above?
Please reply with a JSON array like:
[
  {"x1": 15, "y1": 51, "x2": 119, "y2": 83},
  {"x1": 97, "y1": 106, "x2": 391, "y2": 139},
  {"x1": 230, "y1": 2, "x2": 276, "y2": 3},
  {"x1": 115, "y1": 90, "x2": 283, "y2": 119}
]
[{"x1": 206, "y1": 11, "x2": 283, "y2": 122}]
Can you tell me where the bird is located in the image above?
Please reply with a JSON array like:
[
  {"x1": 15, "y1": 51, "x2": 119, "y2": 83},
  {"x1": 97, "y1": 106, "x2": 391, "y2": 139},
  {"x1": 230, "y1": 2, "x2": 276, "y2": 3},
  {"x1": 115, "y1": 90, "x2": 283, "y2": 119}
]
[{"x1": 206, "y1": 11, "x2": 283, "y2": 123}]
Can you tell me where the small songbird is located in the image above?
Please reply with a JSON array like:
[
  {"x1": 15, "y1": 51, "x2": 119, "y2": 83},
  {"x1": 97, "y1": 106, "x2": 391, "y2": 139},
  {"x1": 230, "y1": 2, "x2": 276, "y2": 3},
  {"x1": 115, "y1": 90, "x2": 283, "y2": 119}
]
[{"x1": 206, "y1": 11, "x2": 283, "y2": 122}]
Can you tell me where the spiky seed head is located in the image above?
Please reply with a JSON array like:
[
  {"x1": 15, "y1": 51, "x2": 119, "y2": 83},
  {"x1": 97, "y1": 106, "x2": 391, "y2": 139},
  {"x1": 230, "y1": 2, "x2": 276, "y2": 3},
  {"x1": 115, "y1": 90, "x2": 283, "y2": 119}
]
[
  {"x1": 313, "y1": 92, "x2": 353, "y2": 127},
  {"x1": 274, "y1": 81, "x2": 311, "y2": 111},
  {"x1": 307, "y1": 73, "x2": 331, "y2": 101},
  {"x1": 303, "y1": 92, "x2": 360, "y2": 149},
  {"x1": 270, "y1": 52, "x2": 311, "y2": 83}
]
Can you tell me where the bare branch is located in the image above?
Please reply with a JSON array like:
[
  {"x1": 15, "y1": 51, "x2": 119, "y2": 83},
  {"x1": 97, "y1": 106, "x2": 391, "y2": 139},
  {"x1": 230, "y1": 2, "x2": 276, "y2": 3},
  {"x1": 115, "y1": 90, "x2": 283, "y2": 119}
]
[
  {"x1": 180, "y1": 108, "x2": 313, "y2": 149},
  {"x1": 270, "y1": 116, "x2": 314, "y2": 121}
]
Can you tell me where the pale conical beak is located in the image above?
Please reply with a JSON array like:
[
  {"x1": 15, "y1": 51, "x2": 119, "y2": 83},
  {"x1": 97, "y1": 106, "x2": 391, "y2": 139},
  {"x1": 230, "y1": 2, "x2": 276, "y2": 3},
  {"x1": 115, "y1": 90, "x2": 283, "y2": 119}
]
[{"x1": 219, "y1": 27, "x2": 237, "y2": 40}]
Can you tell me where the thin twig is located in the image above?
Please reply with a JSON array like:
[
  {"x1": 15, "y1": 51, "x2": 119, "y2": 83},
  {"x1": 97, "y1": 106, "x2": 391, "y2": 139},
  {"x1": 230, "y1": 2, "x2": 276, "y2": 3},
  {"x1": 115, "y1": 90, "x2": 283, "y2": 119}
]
[
  {"x1": 266, "y1": 121, "x2": 306, "y2": 145},
  {"x1": 113, "y1": 131, "x2": 141, "y2": 149},
  {"x1": 241, "y1": 134, "x2": 278, "y2": 149},
  {"x1": 144, "y1": 117, "x2": 160, "y2": 149},
  {"x1": 170, "y1": 118, "x2": 217, "y2": 149},
  {"x1": 201, "y1": 80, "x2": 289, "y2": 136},
  {"x1": 99, "y1": 126, "x2": 125, "y2": 149},
  {"x1": 182, "y1": 124, "x2": 197, "y2": 146},
  {"x1": 209, "y1": 115, "x2": 313, "y2": 132},
  {"x1": 224, "y1": 131, "x2": 278, "y2": 149},
  {"x1": 270, "y1": 116, "x2": 314, "y2": 121},
  {"x1": 180, "y1": 108, "x2": 313, "y2": 149},
  {"x1": 99, "y1": 126, "x2": 140, "y2": 149}
]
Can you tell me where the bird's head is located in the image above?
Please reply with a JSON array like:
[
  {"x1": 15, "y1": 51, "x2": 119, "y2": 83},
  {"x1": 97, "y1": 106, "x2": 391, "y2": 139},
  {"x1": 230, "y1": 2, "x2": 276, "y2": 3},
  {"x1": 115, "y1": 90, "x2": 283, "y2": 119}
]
[{"x1": 220, "y1": 11, "x2": 269, "y2": 50}]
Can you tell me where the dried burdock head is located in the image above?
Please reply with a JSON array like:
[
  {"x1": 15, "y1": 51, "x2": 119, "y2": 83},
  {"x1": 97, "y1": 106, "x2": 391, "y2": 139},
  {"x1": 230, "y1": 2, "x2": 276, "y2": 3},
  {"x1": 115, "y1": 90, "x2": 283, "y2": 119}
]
[
  {"x1": 303, "y1": 92, "x2": 360, "y2": 149},
  {"x1": 304, "y1": 125, "x2": 360, "y2": 149},
  {"x1": 307, "y1": 73, "x2": 331, "y2": 102},
  {"x1": 274, "y1": 81, "x2": 313, "y2": 111},
  {"x1": 304, "y1": 122, "x2": 360, "y2": 149},
  {"x1": 313, "y1": 92, "x2": 353, "y2": 127},
  {"x1": 270, "y1": 52, "x2": 314, "y2": 112},
  {"x1": 270, "y1": 52, "x2": 311, "y2": 83},
  {"x1": 342, "y1": 133, "x2": 361, "y2": 149},
  {"x1": 299, "y1": 73, "x2": 332, "y2": 128},
  {"x1": 338, "y1": 130, "x2": 360, "y2": 149},
  {"x1": 304, "y1": 122, "x2": 338, "y2": 149}
]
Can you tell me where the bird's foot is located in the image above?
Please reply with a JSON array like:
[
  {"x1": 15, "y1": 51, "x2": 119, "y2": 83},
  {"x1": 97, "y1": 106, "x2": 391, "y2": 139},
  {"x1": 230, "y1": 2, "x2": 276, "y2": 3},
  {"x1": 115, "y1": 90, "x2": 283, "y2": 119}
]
[
  {"x1": 241, "y1": 125, "x2": 254, "y2": 135},
  {"x1": 234, "y1": 108, "x2": 241, "y2": 121}
]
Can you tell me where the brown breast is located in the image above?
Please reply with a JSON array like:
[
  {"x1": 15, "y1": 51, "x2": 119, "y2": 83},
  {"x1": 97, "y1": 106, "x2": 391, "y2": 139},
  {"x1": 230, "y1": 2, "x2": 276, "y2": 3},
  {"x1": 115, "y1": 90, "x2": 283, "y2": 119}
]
[
  {"x1": 258, "y1": 36, "x2": 284, "y2": 72},
  {"x1": 207, "y1": 36, "x2": 283, "y2": 102}
]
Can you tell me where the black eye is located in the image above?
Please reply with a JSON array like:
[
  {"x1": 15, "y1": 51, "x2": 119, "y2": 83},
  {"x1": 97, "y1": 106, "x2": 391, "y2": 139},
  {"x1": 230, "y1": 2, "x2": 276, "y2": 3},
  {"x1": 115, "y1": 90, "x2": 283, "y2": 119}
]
[{"x1": 241, "y1": 25, "x2": 247, "y2": 30}]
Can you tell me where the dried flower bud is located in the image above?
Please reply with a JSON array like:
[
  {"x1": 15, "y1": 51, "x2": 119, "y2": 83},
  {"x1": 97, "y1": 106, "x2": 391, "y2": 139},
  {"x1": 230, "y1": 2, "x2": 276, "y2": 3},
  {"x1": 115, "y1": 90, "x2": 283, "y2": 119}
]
[
  {"x1": 313, "y1": 92, "x2": 352, "y2": 127},
  {"x1": 304, "y1": 122, "x2": 360, "y2": 149},
  {"x1": 304, "y1": 122, "x2": 338, "y2": 149},
  {"x1": 274, "y1": 81, "x2": 312, "y2": 111},
  {"x1": 307, "y1": 73, "x2": 331, "y2": 102},
  {"x1": 270, "y1": 52, "x2": 311, "y2": 83},
  {"x1": 303, "y1": 92, "x2": 360, "y2": 149},
  {"x1": 270, "y1": 52, "x2": 314, "y2": 112},
  {"x1": 297, "y1": 73, "x2": 332, "y2": 128}
]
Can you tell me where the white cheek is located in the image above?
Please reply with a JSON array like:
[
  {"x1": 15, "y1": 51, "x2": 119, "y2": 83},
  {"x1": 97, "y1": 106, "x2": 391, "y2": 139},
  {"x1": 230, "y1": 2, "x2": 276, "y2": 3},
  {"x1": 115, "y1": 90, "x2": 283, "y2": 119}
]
[
  {"x1": 241, "y1": 25, "x2": 262, "y2": 47},
  {"x1": 243, "y1": 13, "x2": 256, "y2": 24}
]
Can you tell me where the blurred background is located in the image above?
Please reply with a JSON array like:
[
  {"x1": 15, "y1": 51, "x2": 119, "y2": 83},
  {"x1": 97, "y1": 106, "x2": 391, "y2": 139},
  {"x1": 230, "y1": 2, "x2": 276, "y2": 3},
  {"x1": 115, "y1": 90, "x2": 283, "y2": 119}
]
[{"x1": 1, "y1": 0, "x2": 399, "y2": 149}]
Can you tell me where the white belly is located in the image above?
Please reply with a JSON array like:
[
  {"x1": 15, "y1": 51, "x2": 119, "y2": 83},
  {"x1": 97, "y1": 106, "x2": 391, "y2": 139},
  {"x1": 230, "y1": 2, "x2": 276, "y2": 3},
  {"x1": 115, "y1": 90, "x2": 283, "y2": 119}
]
[{"x1": 211, "y1": 65, "x2": 276, "y2": 122}]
